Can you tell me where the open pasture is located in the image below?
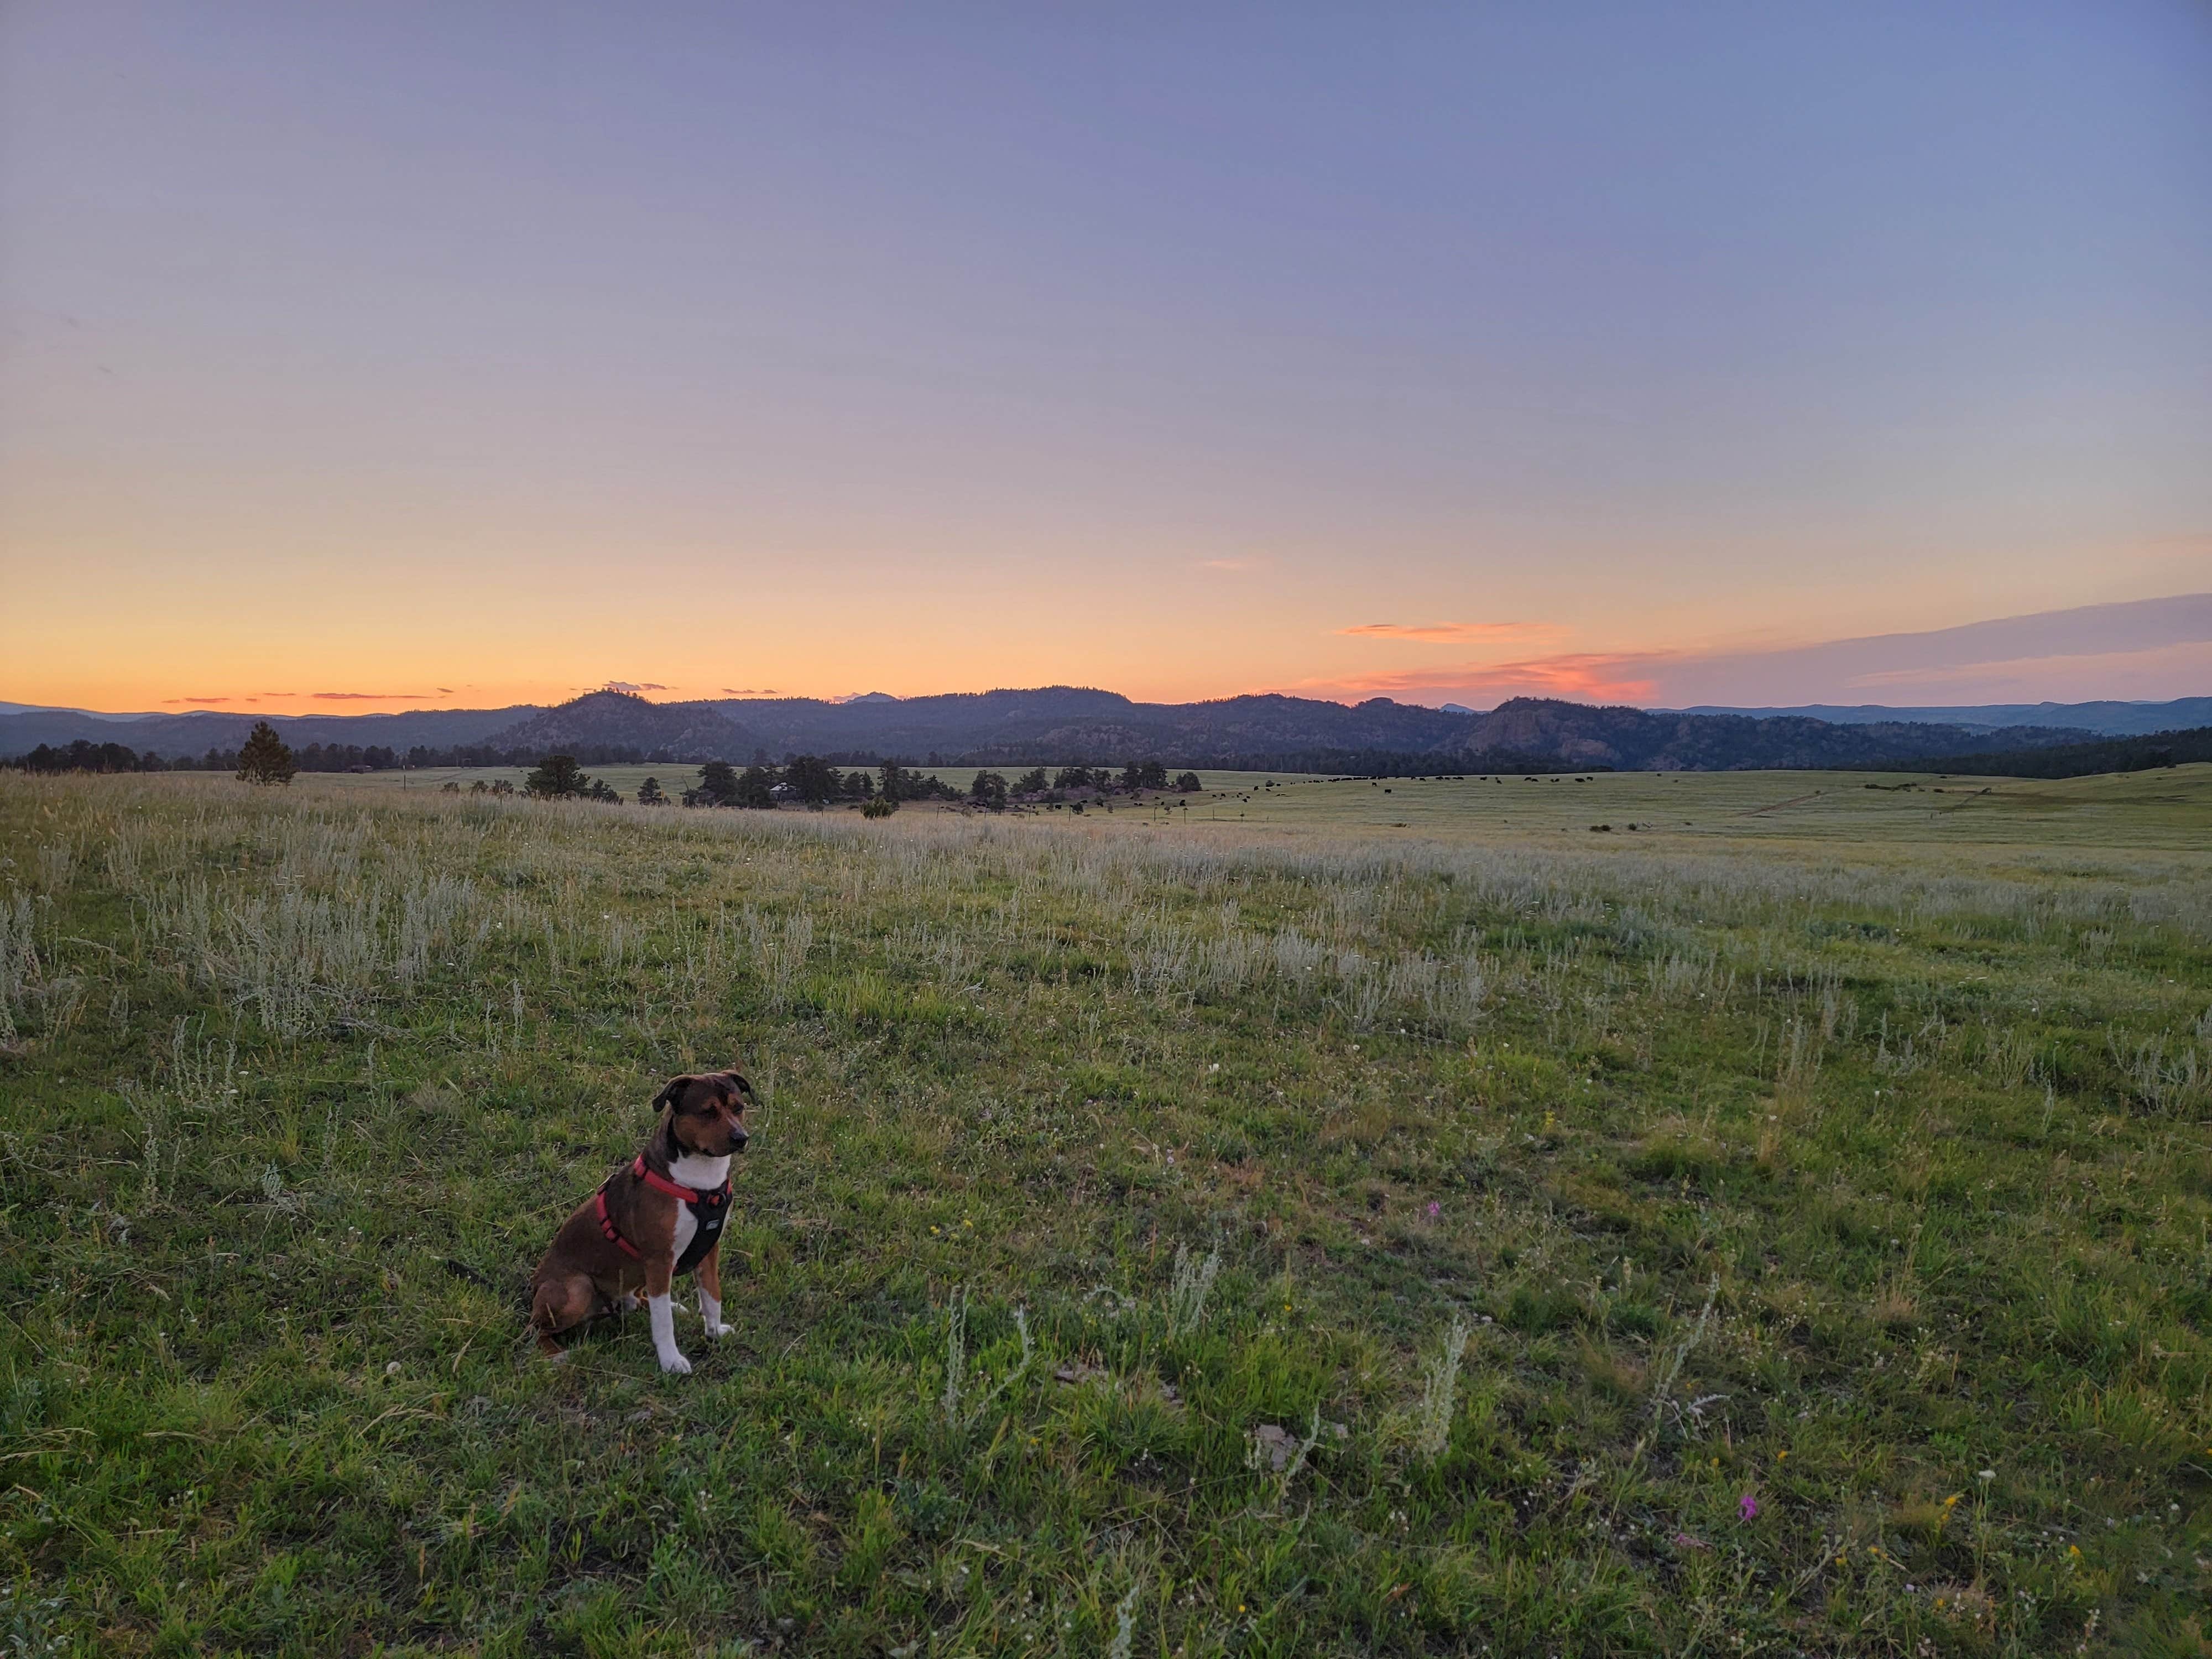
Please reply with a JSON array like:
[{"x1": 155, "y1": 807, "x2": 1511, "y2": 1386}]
[
  {"x1": 1, "y1": 769, "x2": 2207, "y2": 1655},
  {"x1": 309, "y1": 767, "x2": 1314, "y2": 802},
  {"x1": 1168, "y1": 765, "x2": 2212, "y2": 851}
]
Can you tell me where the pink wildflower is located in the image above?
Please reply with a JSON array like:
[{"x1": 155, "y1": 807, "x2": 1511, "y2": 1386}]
[{"x1": 1739, "y1": 1494, "x2": 1759, "y2": 1521}]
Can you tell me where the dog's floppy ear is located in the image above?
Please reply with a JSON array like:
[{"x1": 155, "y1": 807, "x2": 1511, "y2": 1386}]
[
  {"x1": 651, "y1": 1076, "x2": 696, "y2": 1115},
  {"x1": 725, "y1": 1072, "x2": 757, "y2": 1103}
]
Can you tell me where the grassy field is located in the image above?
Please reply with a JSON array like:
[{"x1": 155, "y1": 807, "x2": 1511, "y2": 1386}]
[
  {"x1": 313, "y1": 766, "x2": 1315, "y2": 801},
  {"x1": 1164, "y1": 766, "x2": 2212, "y2": 850},
  {"x1": 1, "y1": 768, "x2": 2206, "y2": 1655}
]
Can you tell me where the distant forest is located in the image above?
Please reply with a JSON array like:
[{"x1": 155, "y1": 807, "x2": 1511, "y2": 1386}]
[
  {"x1": 8, "y1": 734, "x2": 1624, "y2": 782},
  {"x1": 9, "y1": 691, "x2": 2209, "y2": 782},
  {"x1": 1867, "y1": 725, "x2": 2212, "y2": 780},
  {"x1": 5, "y1": 738, "x2": 680, "y2": 776}
]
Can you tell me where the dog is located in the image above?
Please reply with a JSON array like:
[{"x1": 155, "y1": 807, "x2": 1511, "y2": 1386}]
[{"x1": 529, "y1": 1071, "x2": 754, "y2": 1373}]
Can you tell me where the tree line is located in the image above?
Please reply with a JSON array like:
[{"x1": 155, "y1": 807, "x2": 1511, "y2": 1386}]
[
  {"x1": 1858, "y1": 724, "x2": 2212, "y2": 781},
  {"x1": 8, "y1": 733, "x2": 1587, "y2": 784},
  {"x1": 3, "y1": 736, "x2": 680, "y2": 775},
  {"x1": 10, "y1": 726, "x2": 1215, "y2": 809}
]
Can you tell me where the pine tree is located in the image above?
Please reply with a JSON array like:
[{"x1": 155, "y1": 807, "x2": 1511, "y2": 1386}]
[
  {"x1": 695, "y1": 761, "x2": 740, "y2": 805},
  {"x1": 236, "y1": 722, "x2": 296, "y2": 786},
  {"x1": 524, "y1": 755, "x2": 587, "y2": 797}
]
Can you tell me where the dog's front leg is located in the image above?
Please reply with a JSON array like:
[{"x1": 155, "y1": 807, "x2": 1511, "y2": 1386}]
[
  {"x1": 643, "y1": 1259, "x2": 690, "y2": 1375},
  {"x1": 695, "y1": 1243, "x2": 735, "y2": 1339}
]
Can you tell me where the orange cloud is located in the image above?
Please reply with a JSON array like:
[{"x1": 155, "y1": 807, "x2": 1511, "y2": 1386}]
[
  {"x1": 1302, "y1": 651, "x2": 1666, "y2": 706},
  {"x1": 163, "y1": 695, "x2": 233, "y2": 705},
  {"x1": 1338, "y1": 621, "x2": 1562, "y2": 644},
  {"x1": 311, "y1": 690, "x2": 440, "y2": 701}
]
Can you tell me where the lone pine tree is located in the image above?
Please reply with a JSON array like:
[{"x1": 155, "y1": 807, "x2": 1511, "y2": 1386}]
[
  {"x1": 524, "y1": 755, "x2": 587, "y2": 798},
  {"x1": 235, "y1": 722, "x2": 296, "y2": 786}
]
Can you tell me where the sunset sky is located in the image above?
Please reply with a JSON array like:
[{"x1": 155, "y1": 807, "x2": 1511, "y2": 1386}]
[{"x1": 3, "y1": 2, "x2": 2208, "y2": 716}]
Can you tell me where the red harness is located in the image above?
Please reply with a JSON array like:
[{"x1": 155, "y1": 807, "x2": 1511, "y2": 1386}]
[{"x1": 593, "y1": 1156, "x2": 731, "y2": 1266}]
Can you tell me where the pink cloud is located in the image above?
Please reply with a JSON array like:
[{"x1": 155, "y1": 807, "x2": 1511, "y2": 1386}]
[
  {"x1": 311, "y1": 691, "x2": 438, "y2": 701},
  {"x1": 1301, "y1": 651, "x2": 1666, "y2": 706},
  {"x1": 164, "y1": 696, "x2": 233, "y2": 705},
  {"x1": 1293, "y1": 594, "x2": 2212, "y2": 709}
]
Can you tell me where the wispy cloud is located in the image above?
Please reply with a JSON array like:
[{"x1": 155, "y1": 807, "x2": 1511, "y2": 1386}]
[
  {"x1": 311, "y1": 691, "x2": 439, "y2": 701},
  {"x1": 1338, "y1": 621, "x2": 1561, "y2": 644},
  {"x1": 164, "y1": 695, "x2": 232, "y2": 705},
  {"x1": 1309, "y1": 653, "x2": 1664, "y2": 705},
  {"x1": 601, "y1": 680, "x2": 670, "y2": 693},
  {"x1": 1293, "y1": 595, "x2": 2212, "y2": 709},
  {"x1": 721, "y1": 687, "x2": 779, "y2": 696}
]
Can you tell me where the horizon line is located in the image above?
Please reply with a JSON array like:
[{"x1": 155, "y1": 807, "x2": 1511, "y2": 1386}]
[{"x1": 6, "y1": 685, "x2": 2209, "y2": 724}]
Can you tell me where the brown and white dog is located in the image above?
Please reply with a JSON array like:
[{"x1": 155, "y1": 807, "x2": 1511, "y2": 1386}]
[{"x1": 529, "y1": 1071, "x2": 754, "y2": 1373}]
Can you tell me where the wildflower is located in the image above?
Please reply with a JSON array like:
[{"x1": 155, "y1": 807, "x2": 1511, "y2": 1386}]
[
  {"x1": 1776, "y1": 1450, "x2": 1788, "y2": 1462},
  {"x1": 1739, "y1": 1494, "x2": 1759, "y2": 1521},
  {"x1": 1426, "y1": 1201, "x2": 1441, "y2": 1219},
  {"x1": 1977, "y1": 1468, "x2": 1995, "y2": 1481}
]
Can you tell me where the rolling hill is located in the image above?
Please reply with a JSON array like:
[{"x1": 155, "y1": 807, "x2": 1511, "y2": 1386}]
[{"x1": 0, "y1": 686, "x2": 2150, "y2": 774}]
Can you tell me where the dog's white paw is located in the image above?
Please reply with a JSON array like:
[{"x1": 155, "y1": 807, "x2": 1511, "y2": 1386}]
[
  {"x1": 706, "y1": 1321, "x2": 737, "y2": 1340},
  {"x1": 614, "y1": 1293, "x2": 641, "y2": 1313},
  {"x1": 659, "y1": 1351, "x2": 693, "y2": 1376}
]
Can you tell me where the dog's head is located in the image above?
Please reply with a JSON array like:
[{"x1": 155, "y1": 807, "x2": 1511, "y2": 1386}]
[{"x1": 653, "y1": 1071, "x2": 755, "y2": 1157}]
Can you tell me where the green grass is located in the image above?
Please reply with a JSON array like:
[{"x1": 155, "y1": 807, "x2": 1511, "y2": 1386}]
[
  {"x1": 1, "y1": 770, "x2": 2206, "y2": 1655},
  {"x1": 1165, "y1": 764, "x2": 2212, "y2": 849},
  {"x1": 316, "y1": 766, "x2": 1315, "y2": 801}
]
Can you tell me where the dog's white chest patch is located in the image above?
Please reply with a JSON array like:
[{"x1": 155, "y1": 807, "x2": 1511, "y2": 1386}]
[
  {"x1": 664, "y1": 1152, "x2": 729, "y2": 1269},
  {"x1": 669, "y1": 1151, "x2": 731, "y2": 1188}
]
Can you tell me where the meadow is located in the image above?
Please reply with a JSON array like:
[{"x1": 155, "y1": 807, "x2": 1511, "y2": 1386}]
[
  {"x1": 315, "y1": 768, "x2": 1308, "y2": 802},
  {"x1": 0, "y1": 766, "x2": 2206, "y2": 1656}
]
